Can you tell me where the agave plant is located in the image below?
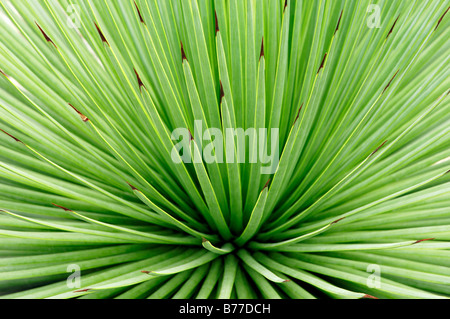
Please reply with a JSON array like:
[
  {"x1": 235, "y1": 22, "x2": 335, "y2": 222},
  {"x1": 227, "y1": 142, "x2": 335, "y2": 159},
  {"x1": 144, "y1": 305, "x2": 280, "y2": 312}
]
[{"x1": 0, "y1": 0, "x2": 449, "y2": 300}]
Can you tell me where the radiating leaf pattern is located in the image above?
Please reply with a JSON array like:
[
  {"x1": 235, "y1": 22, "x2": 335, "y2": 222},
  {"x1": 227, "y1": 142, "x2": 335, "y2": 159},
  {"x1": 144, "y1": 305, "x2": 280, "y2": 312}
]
[{"x1": 0, "y1": 0, "x2": 449, "y2": 299}]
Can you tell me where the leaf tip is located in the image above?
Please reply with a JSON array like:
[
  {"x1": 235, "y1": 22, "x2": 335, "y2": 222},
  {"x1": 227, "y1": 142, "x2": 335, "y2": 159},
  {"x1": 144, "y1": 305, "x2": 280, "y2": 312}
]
[
  {"x1": 370, "y1": 140, "x2": 387, "y2": 157},
  {"x1": 0, "y1": 129, "x2": 22, "y2": 143},
  {"x1": 181, "y1": 41, "x2": 187, "y2": 62},
  {"x1": 263, "y1": 178, "x2": 271, "y2": 191},
  {"x1": 294, "y1": 103, "x2": 304, "y2": 123},
  {"x1": 134, "y1": 1, "x2": 145, "y2": 25},
  {"x1": 133, "y1": 68, "x2": 145, "y2": 90},
  {"x1": 35, "y1": 21, "x2": 57, "y2": 48},
  {"x1": 215, "y1": 11, "x2": 219, "y2": 33},
  {"x1": 382, "y1": 70, "x2": 399, "y2": 94},
  {"x1": 74, "y1": 288, "x2": 92, "y2": 293},
  {"x1": 317, "y1": 52, "x2": 327, "y2": 74},
  {"x1": 219, "y1": 80, "x2": 224, "y2": 101},
  {"x1": 386, "y1": 15, "x2": 400, "y2": 40},
  {"x1": 435, "y1": 6, "x2": 449, "y2": 31},
  {"x1": 331, "y1": 217, "x2": 345, "y2": 225},
  {"x1": 414, "y1": 238, "x2": 435, "y2": 244},
  {"x1": 94, "y1": 22, "x2": 109, "y2": 46},
  {"x1": 335, "y1": 10, "x2": 343, "y2": 34},
  {"x1": 68, "y1": 103, "x2": 89, "y2": 122},
  {"x1": 126, "y1": 182, "x2": 138, "y2": 191},
  {"x1": 259, "y1": 37, "x2": 264, "y2": 60},
  {"x1": 52, "y1": 203, "x2": 73, "y2": 212}
]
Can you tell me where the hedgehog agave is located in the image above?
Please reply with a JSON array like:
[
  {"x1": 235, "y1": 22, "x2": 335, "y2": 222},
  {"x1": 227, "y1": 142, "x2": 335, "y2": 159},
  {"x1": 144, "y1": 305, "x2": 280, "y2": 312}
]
[{"x1": 0, "y1": 0, "x2": 449, "y2": 299}]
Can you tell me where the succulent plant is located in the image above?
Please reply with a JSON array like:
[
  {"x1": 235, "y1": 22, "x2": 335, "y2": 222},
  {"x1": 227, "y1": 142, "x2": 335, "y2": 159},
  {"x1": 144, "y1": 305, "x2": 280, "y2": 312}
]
[{"x1": 0, "y1": 0, "x2": 449, "y2": 299}]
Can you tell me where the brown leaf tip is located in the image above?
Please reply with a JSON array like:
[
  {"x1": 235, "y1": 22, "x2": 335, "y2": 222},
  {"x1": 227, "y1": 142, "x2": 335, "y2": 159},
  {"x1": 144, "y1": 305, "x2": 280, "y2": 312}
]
[
  {"x1": 141, "y1": 270, "x2": 151, "y2": 274},
  {"x1": 435, "y1": 6, "x2": 450, "y2": 31},
  {"x1": 370, "y1": 140, "x2": 387, "y2": 157},
  {"x1": 126, "y1": 182, "x2": 138, "y2": 191},
  {"x1": 335, "y1": 10, "x2": 343, "y2": 34},
  {"x1": 35, "y1": 22, "x2": 57, "y2": 48},
  {"x1": 68, "y1": 103, "x2": 89, "y2": 122},
  {"x1": 0, "y1": 69, "x2": 8, "y2": 78},
  {"x1": 386, "y1": 15, "x2": 400, "y2": 40},
  {"x1": 317, "y1": 53, "x2": 327, "y2": 74},
  {"x1": 259, "y1": 37, "x2": 264, "y2": 60},
  {"x1": 414, "y1": 238, "x2": 435, "y2": 244},
  {"x1": 134, "y1": 1, "x2": 145, "y2": 25},
  {"x1": 331, "y1": 217, "x2": 345, "y2": 225},
  {"x1": 362, "y1": 294, "x2": 378, "y2": 299},
  {"x1": 284, "y1": 0, "x2": 288, "y2": 12},
  {"x1": 94, "y1": 22, "x2": 109, "y2": 45},
  {"x1": 202, "y1": 237, "x2": 208, "y2": 243},
  {"x1": 263, "y1": 178, "x2": 271, "y2": 190},
  {"x1": 294, "y1": 103, "x2": 304, "y2": 122},
  {"x1": 74, "y1": 288, "x2": 91, "y2": 293},
  {"x1": 215, "y1": 11, "x2": 219, "y2": 33},
  {"x1": 283, "y1": 279, "x2": 291, "y2": 283},
  {"x1": 0, "y1": 129, "x2": 22, "y2": 143},
  {"x1": 133, "y1": 68, "x2": 145, "y2": 90},
  {"x1": 219, "y1": 81, "x2": 224, "y2": 100},
  {"x1": 188, "y1": 129, "x2": 194, "y2": 141},
  {"x1": 383, "y1": 70, "x2": 399, "y2": 94},
  {"x1": 181, "y1": 41, "x2": 187, "y2": 62},
  {"x1": 52, "y1": 203, "x2": 73, "y2": 212}
]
